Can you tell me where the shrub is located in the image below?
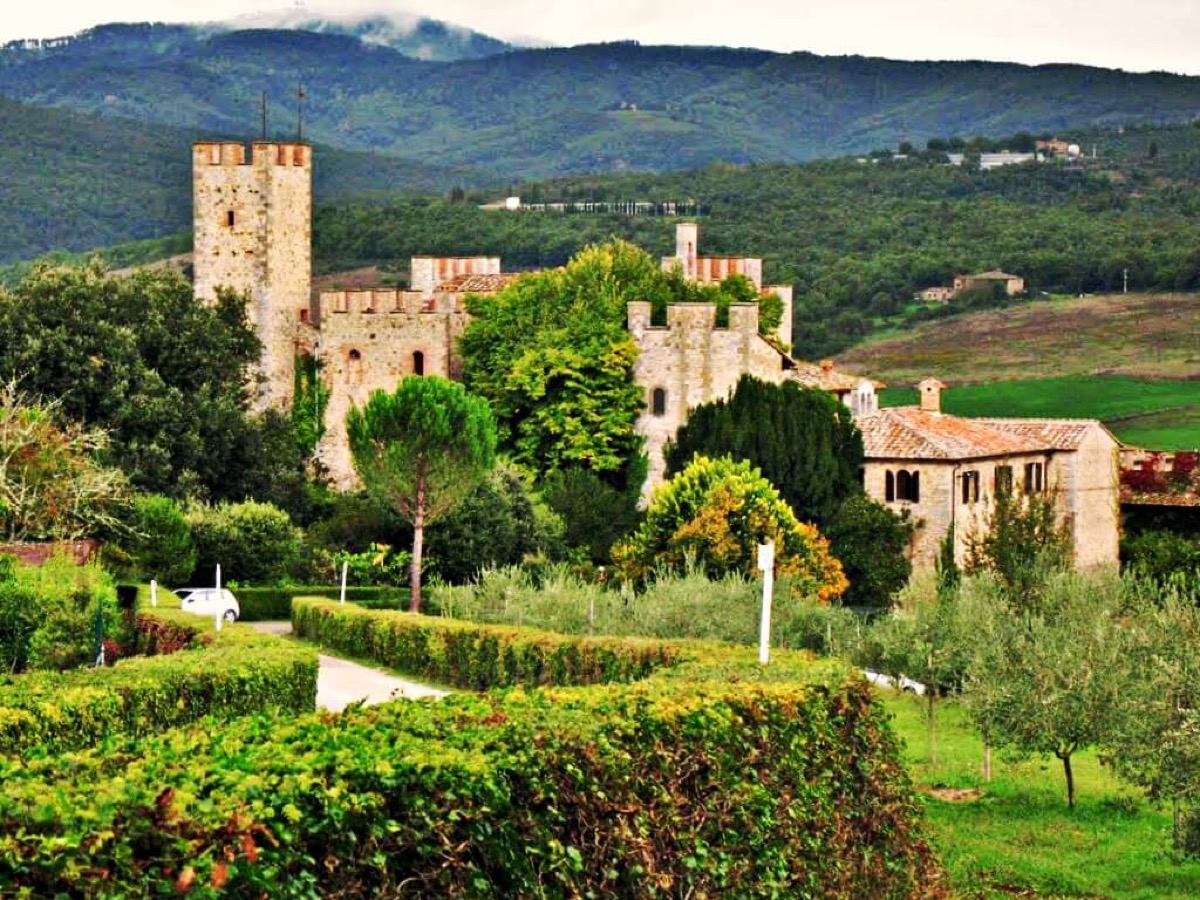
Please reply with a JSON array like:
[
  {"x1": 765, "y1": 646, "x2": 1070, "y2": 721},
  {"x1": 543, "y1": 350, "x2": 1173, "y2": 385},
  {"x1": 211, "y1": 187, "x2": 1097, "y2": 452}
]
[
  {"x1": 613, "y1": 455, "x2": 847, "y2": 602},
  {"x1": 0, "y1": 607, "x2": 317, "y2": 755},
  {"x1": 4, "y1": 599, "x2": 947, "y2": 897},
  {"x1": 542, "y1": 460, "x2": 646, "y2": 563},
  {"x1": 110, "y1": 494, "x2": 196, "y2": 584},
  {"x1": 234, "y1": 585, "x2": 410, "y2": 621},
  {"x1": 187, "y1": 500, "x2": 300, "y2": 585}
]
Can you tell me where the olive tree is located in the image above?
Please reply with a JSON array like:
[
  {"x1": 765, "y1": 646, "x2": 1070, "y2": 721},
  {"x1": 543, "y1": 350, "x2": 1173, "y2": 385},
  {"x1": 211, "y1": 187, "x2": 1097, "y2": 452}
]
[{"x1": 347, "y1": 377, "x2": 497, "y2": 612}]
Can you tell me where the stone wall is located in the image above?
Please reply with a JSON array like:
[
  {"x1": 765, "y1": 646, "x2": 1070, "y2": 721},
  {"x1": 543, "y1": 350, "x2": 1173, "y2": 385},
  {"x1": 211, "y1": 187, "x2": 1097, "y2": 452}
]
[
  {"x1": 315, "y1": 289, "x2": 471, "y2": 485},
  {"x1": 629, "y1": 301, "x2": 791, "y2": 489},
  {"x1": 192, "y1": 141, "x2": 311, "y2": 409}
]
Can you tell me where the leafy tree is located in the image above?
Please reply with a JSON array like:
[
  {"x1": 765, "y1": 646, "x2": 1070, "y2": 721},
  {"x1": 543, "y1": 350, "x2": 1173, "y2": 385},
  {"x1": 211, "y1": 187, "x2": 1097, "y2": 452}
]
[
  {"x1": 0, "y1": 263, "x2": 313, "y2": 503},
  {"x1": 0, "y1": 384, "x2": 130, "y2": 541},
  {"x1": 347, "y1": 377, "x2": 497, "y2": 611},
  {"x1": 1104, "y1": 575, "x2": 1200, "y2": 853},
  {"x1": 109, "y1": 494, "x2": 196, "y2": 585},
  {"x1": 542, "y1": 460, "x2": 646, "y2": 564},
  {"x1": 665, "y1": 376, "x2": 863, "y2": 526},
  {"x1": 187, "y1": 500, "x2": 300, "y2": 586},
  {"x1": 965, "y1": 571, "x2": 1129, "y2": 809},
  {"x1": 825, "y1": 495, "x2": 913, "y2": 609},
  {"x1": 613, "y1": 455, "x2": 847, "y2": 603},
  {"x1": 965, "y1": 482, "x2": 1072, "y2": 610},
  {"x1": 421, "y1": 461, "x2": 566, "y2": 584}
]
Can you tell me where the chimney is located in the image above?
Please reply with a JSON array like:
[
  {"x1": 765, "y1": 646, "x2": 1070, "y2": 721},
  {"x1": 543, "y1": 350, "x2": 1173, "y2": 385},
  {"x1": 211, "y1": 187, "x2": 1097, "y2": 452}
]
[{"x1": 918, "y1": 377, "x2": 945, "y2": 414}]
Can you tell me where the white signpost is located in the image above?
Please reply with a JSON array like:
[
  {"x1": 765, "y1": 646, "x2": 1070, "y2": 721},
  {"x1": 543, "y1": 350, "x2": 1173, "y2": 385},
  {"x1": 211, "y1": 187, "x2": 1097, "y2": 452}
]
[
  {"x1": 339, "y1": 561, "x2": 349, "y2": 604},
  {"x1": 150, "y1": 579, "x2": 158, "y2": 608},
  {"x1": 214, "y1": 564, "x2": 223, "y2": 632},
  {"x1": 757, "y1": 541, "x2": 775, "y2": 665}
]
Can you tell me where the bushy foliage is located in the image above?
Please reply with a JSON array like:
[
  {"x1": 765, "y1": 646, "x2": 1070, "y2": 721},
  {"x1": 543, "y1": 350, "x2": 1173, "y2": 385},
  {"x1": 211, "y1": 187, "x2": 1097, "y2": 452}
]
[
  {"x1": 108, "y1": 494, "x2": 195, "y2": 585},
  {"x1": 614, "y1": 455, "x2": 847, "y2": 602},
  {"x1": 1122, "y1": 529, "x2": 1200, "y2": 580},
  {"x1": 666, "y1": 376, "x2": 864, "y2": 525},
  {"x1": 540, "y1": 458, "x2": 646, "y2": 563},
  {"x1": 0, "y1": 607, "x2": 317, "y2": 755},
  {"x1": 826, "y1": 494, "x2": 914, "y2": 609},
  {"x1": 187, "y1": 500, "x2": 300, "y2": 586},
  {"x1": 0, "y1": 384, "x2": 130, "y2": 541},
  {"x1": 0, "y1": 554, "x2": 118, "y2": 673}
]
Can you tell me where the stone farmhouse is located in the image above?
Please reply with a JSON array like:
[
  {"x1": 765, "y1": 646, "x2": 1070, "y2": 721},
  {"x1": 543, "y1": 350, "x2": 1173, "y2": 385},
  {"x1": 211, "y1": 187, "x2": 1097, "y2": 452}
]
[
  {"x1": 917, "y1": 269, "x2": 1025, "y2": 303},
  {"x1": 852, "y1": 378, "x2": 1120, "y2": 568},
  {"x1": 191, "y1": 140, "x2": 859, "y2": 487}
]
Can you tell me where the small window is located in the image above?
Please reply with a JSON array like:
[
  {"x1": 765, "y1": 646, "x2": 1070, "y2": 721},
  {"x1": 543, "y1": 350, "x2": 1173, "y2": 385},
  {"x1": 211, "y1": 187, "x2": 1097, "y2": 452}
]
[
  {"x1": 225, "y1": 210, "x2": 235, "y2": 227},
  {"x1": 651, "y1": 387, "x2": 667, "y2": 417},
  {"x1": 348, "y1": 349, "x2": 361, "y2": 362},
  {"x1": 299, "y1": 309, "x2": 309, "y2": 324},
  {"x1": 897, "y1": 469, "x2": 920, "y2": 503},
  {"x1": 413, "y1": 351, "x2": 425, "y2": 376},
  {"x1": 995, "y1": 465, "x2": 1014, "y2": 496},
  {"x1": 885, "y1": 470, "x2": 895, "y2": 503},
  {"x1": 1024, "y1": 462, "x2": 1044, "y2": 493},
  {"x1": 961, "y1": 470, "x2": 980, "y2": 504}
]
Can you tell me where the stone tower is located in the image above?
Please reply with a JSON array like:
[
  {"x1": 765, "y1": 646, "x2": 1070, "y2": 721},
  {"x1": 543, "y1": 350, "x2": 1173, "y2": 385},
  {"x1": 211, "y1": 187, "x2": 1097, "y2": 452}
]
[{"x1": 192, "y1": 141, "x2": 312, "y2": 407}]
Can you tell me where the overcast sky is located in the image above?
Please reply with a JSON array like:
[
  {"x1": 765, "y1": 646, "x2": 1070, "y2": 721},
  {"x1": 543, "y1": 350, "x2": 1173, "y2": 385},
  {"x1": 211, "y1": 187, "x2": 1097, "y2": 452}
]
[{"x1": 4, "y1": 0, "x2": 1199, "y2": 76}]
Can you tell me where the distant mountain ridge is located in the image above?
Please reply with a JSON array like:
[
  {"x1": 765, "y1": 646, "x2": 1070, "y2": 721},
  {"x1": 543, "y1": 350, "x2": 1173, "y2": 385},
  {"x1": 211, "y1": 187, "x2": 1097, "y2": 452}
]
[{"x1": 1, "y1": 23, "x2": 1199, "y2": 180}]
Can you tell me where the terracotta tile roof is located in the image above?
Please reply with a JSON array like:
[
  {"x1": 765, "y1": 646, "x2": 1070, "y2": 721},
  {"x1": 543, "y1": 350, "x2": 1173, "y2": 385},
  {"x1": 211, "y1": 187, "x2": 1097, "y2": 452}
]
[
  {"x1": 857, "y1": 408, "x2": 1058, "y2": 461},
  {"x1": 975, "y1": 418, "x2": 1101, "y2": 450},
  {"x1": 969, "y1": 270, "x2": 1021, "y2": 280},
  {"x1": 435, "y1": 273, "x2": 521, "y2": 293},
  {"x1": 790, "y1": 361, "x2": 866, "y2": 392}
]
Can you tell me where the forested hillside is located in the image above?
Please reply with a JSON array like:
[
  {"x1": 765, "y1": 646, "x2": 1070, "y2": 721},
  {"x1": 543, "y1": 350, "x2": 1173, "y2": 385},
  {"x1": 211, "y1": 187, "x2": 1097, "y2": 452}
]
[
  {"x1": 0, "y1": 97, "x2": 473, "y2": 262},
  {"x1": 2, "y1": 24, "x2": 1200, "y2": 180},
  {"x1": 310, "y1": 132, "x2": 1200, "y2": 355}
]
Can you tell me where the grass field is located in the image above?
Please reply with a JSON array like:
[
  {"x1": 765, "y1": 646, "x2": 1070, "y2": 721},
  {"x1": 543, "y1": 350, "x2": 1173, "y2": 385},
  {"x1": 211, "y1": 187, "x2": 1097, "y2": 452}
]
[
  {"x1": 840, "y1": 293, "x2": 1200, "y2": 385},
  {"x1": 881, "y1": 692, "x2": 1200, "y2": 899},
  {"x1": 879, "y1": 375, "x2": 1200, "y2": 450}
]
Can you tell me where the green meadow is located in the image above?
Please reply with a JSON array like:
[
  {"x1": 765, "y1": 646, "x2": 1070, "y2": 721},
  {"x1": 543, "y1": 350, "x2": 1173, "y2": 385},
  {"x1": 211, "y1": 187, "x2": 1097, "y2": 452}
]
[
  {"x1": 881, "y1": 375, "x2": 1200, "y2": 449},
  {"x1": 882, "y1": 693, "x2": 1200, "y2": 899}
]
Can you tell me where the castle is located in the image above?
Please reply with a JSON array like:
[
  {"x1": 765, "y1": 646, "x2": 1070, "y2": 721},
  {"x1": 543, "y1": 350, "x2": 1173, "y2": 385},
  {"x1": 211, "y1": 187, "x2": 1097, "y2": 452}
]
[
  {"x1": 191, "y1": 139, "x2": 858, "y2": 488},
  {"x1": 191, "y1": 140, "x2": 1118, "y2": 569}
]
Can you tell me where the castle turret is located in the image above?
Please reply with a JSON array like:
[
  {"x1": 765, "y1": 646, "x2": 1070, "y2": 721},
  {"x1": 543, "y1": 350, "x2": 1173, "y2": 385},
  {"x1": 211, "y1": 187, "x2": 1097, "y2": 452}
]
[{"x1": 193, "y1": 140, "x2": 312, "y2": 408}]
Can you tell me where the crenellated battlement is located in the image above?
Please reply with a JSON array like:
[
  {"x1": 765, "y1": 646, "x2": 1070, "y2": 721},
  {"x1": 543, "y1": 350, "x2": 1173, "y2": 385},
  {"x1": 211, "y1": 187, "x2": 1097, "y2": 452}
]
[
  {"x1": 627, "y1": 301, "x2": 760, "y2": 335},
  {"x1": 193, "y1": 141, "x2": 310, "y2": 168},
  {"x1": 319, "y1": 289, "x2": 466, "y2": 319}
]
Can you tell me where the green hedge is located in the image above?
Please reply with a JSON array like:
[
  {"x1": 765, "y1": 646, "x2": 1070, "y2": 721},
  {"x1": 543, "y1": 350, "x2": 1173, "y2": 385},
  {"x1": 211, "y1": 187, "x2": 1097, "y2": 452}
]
[
  {"x1": 293, "y1": 596, "x2": 681, "y2": 688},
  {"x1": 0, "y1": 603, "x2": 946, "y2": 897},
  {"x1": 0, "y1": 609, "x2": 318, "y2": 756},
  {"x1": 235, "y1": 586, "x2": 410, "y2": 621}
]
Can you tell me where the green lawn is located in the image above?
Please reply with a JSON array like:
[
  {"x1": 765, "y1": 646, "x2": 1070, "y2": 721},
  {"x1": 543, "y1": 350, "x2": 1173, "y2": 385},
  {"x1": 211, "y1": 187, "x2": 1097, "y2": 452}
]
[
  {"x1": 880, "y1": 375, "x2": 1200, "y2": 449},
  {"x1": 880, "y1": 692, "x2": 1200, "y2": 899}
]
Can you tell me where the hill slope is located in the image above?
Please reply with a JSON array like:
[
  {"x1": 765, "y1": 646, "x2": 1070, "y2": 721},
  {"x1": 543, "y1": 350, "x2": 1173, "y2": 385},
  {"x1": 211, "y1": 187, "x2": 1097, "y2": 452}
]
[
  {"x1": 0, "y1": 96, "x2": 480, "y2": 262},
  {"x1": 838, "y1": 293, "x2": 1200, "y2": 384},
  {"x1": 2, "y1": 26, "x2": 1200, "y2": 178}
]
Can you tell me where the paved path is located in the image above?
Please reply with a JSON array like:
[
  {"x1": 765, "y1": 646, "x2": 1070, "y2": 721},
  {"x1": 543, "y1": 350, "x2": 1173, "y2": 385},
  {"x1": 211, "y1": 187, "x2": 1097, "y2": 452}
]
[{"x1": 251, "y1": 621, "x2": 448, "y2": 712}]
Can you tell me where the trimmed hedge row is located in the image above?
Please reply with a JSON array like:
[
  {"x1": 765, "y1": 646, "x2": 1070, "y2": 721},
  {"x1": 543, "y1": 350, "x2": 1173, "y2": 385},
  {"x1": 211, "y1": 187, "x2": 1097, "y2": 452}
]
[
  {"x1": 293, "y1": 596, "x2": 682, "y2": 688},
  {"x1": 235, "y1": 585, "x2": 409, "y2": 621},
  {"x1": 0, "y1": 603, "x2": 946, "y2": 897},
  {"x1": 0, "y1": 609, "x2": 318, "y2": 756}
]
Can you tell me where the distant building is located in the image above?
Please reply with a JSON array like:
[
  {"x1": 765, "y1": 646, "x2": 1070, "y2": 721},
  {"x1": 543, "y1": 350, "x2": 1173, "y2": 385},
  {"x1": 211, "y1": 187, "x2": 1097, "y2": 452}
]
[
  {"x1": 854, "y1": 378, "x2": 1120, "y2": 569},
  {"x1": 947, "y1": 152, "x2": 1037, "y2": 170},
  {"x1": 916, "y1": 286, "x2": 956, "y2": 303},
  {"x1": 953, "y1": 270, "x2": 1025, "y2": 297}
]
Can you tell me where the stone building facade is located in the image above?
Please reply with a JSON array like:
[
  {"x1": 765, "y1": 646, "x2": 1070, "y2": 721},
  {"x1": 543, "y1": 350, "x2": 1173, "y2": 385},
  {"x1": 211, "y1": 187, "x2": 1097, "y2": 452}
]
[
  {"x1": 193, "y1": 141, "x2": 312, "y2": 408},
  {"x1": 191, "y1": 142, "x2": 863, "y2": 489},
  {"x1": 856, "y1": 379, "x2": 1120, "y2": 569}
]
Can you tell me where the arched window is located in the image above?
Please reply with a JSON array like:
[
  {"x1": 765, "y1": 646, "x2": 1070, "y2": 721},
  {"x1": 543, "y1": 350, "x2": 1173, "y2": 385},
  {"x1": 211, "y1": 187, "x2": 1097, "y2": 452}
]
[
  {"x1": 896, "y1": 469, "x2": 920, "y2": 503},
  {"x1": 413, "y1": 350, "x2": 425, "y2": 376},
  {"x1": 885, "y1": 470, "x2": 895, "y2": 503},
  {"x1": 347, "y1": 348, "x2": 363, "y2": 384},
  {"x1": 651, "y1": 387, "x2": 667, "y2": 417}
]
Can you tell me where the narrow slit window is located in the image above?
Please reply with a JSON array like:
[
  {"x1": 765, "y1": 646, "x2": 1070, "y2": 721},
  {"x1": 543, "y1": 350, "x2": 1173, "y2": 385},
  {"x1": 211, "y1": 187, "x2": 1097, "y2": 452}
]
[
  {"x1": 413, "y1": 351, "x2": 425, "y2": 376},
  {"x1": 651, "y1": 388, "x2": 667, "y2": 417},
  {"x1": 885, "y1": 470, "x2": 895, "y2": 503},
  {"x1": 225, "y1": 210, "x2": 235, "y2": 227}
]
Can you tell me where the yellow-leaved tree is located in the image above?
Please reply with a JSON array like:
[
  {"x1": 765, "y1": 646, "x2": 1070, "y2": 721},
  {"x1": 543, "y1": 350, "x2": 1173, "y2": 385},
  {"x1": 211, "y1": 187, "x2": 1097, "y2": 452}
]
[{"x1": 613, "y1": 455, "x2": 847, "y2": 603}]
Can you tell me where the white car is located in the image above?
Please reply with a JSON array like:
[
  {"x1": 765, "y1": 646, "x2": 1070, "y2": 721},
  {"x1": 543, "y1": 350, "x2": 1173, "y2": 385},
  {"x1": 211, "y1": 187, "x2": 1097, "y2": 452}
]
[
  {"x1": 863, "y1": 669, "x2": 927, "y2": 696},
  {"x1": 174, "y1": 588, "x2": 240, "y2": 623}
]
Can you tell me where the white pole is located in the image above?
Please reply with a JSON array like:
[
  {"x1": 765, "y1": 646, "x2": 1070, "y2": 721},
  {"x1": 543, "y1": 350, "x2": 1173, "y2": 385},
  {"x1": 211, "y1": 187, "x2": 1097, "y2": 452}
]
[
  {"x1": 150, "y1": 579, "x2": 158, "y2": 608},
  {"x1": 340, "y1": 561, "x2": 348, "y2": 604},
  {"x1": 215, "y1": 564, "x2": 222, "y2": 632},
  {"x1": 757, "y1": 542, "x2": 775, "y2": 665}
]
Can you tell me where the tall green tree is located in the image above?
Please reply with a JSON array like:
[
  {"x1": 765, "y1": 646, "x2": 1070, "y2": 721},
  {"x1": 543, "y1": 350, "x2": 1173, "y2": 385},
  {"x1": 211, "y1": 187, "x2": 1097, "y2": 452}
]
[
  {"x1": 666, "y1": 376, "x2": 862, "y2": 526},
  {"x1": 347, "y1": 377, "x2": 497, "y2": 612}
]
